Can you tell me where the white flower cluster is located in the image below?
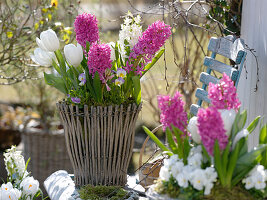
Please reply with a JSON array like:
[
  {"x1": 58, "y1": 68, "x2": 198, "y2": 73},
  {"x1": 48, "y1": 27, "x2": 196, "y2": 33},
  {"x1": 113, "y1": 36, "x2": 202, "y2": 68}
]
[
  {"x1": 118, "y1": 12, "x2": 142, "y2": 59},
  {"x1": 0, "y1": 146, "x2": 40, "y2": 200},
  {"x1": 243, "y1": 165, "x2": 267, "y2": 190},
  {"x1": 159, "y1": 146, "x2": 217, "y2": 195}
]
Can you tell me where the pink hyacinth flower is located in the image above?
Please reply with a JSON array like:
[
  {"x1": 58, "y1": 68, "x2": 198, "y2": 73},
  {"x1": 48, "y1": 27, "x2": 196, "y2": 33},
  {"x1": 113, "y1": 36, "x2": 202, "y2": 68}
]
[
  {"x1": 197, "y1": 107, "x2": 228, "y2": 156},
  {"x1": 158, "y1": 91, "x2": 188, "y2": 134}
]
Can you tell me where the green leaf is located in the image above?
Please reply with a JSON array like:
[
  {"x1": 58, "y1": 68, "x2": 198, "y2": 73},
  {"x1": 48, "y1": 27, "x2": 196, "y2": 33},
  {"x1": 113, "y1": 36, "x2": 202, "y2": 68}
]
[
  {"x1": 260, "y1": 124, "x2": 267, "y2": 144},
  {"x1": 214, "y1": 140, "x2": 225, "y2": 186},
  {"x1": 52, "y1": 60, "x2": 61, "y2": 75},
  {"x1": 166, "y1": 128, "x2": 178, "y2": 155},
  {"x1": 222, "y1": 141, "x2": 231, "y2": 176},
  {"x1": 237, "y1": 110, "x2": 247, "y2": 131},
  {"x1": 93, "y1": 72, "x2": 102, "y2": 103},
  {"x1": 201, "y1": 144, "x2": 211, "y2": 164},
  {"x1": 132, "y1": 76, "x2": 141, "y2": 105},
  {"x1": 143, "y1": 126, "x2": 171, "y2": 156},
  {"x1": 143, "y1": 49, "x2": 164, "y2": 76},
  {"x1": 232, "y1": 144, "x2": 267, "y2": 186},
  {"x1": 247, "y1": 116, "x2": 261, "y2": 133},
  {"x1": 183, "y1": 137, "x2": 191, "y2": 164},
  {"x1": 44, "y1": 72, "x2": 67, "y2": 94},
  {"x1": 172, "y1": 126, "x2": 184, "y2": 159}
]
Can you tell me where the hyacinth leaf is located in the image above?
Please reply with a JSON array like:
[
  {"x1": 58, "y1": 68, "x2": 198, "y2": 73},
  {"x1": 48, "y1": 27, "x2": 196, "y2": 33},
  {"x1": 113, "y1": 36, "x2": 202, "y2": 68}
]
[
  {"x1": 214, "y1": 140, "x2": 225, "y2": 186},
  {"x1": 222, "y1": 141, "x2": 231, "y2": 176},
  {"x1": 93, "y1": 72, "x2": 102, "y2": 103},
  {"x1": 54, "y1": 50, "x2": 66, "y2": 73},
  {"x1": 232, "y1": 144, "x2": 267, "y2": 186},
  {"x1": 236, "y1": 110, "x2": 247, "y2": 131},
  {"x1": 115, "y1": 42, "x2": 120, "y2": 65},
  {"x1": 183, "y1": 137, "x2": 190, "y2": 165},
  {"x1": 143, "y1": 126, "x2": 172, "y2": 156},
  {"x1": 166, "y1": 128, "x2": 179, "y2": 155},
  {"x1": 259, "y1": 124, "x2": 267, "y2": 144},
  {"x1": 247, "y1": 116, "x2": 261, "y2": 133},
  {"x1": 238, "y1": 137, "x2": 248, "y2": 157},
  {"x1": 201, "y1": 144, "x2": 211, "y2": 164},
  {"x1": 226, "y1": 137, "x2": 243, "y2": 187},
  {"x1": 142, "y1": 49, "x2": 165, "y2": 76},
  {"x1": 44, "y1": 72, "x2": 67, "y2": 94},
  {"x1": 172, "y1": 126, "x2": 184, "y2": 160},
  {"x1": 132, "y1": 76, "x2": 141, "y2": 105}
]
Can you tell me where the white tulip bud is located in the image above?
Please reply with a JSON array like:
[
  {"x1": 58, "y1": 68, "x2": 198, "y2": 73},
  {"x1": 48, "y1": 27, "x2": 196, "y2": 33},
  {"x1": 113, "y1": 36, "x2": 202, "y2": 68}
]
[
  {"x1": 64, "y1": 43, "x2": 83, "y2": 67},
  {"x1": 232, "y1": 129, "x2": 249, "y2": 149},
  {"x1": 219, "y1": 109, "x2": 236, "y2": 136},
  {"x1": 30, "y1": 48, "x2": 55, "y2": 66},
  {"x1": 188, "y1": 116, "x2": 201, "y2": 144},
  {"x1": 36, "y1": 29, "x2": 59, "y2": 52}
]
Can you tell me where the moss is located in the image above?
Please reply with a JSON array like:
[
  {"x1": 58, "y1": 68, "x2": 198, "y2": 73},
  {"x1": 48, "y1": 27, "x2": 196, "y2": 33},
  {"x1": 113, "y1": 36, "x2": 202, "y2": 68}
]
[
  {"x1": 79, "y1": 185, "x2": 129, "y2": 200},
  {"x1": 203, "y1": 184, "x2": 257, "y2": 200}
]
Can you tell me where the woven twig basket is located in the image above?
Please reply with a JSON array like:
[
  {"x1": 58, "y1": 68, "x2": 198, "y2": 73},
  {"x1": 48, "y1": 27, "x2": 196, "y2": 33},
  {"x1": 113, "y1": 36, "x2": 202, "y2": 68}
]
[
  {"x1": 56, "y1": 102, "x2": 142, "y2": 187},
  {"x1": 22, "y1": 122, "x2": 73, "y2": 190}
]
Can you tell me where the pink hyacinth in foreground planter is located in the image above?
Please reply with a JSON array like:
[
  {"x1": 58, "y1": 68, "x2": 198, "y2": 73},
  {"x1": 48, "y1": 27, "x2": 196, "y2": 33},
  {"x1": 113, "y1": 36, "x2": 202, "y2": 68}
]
[
  {"x1": 197, "y1": 106, "x2": 228, "y2": 155},
  {"x1": 158, "y1": 91, "x2": 188, "y2": 133}
]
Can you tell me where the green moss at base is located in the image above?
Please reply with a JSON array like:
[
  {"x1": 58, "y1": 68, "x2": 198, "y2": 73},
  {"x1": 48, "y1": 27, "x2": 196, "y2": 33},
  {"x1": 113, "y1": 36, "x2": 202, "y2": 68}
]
[{"x1": 79, "y1": 185, "x2": 129, "y2": 200}]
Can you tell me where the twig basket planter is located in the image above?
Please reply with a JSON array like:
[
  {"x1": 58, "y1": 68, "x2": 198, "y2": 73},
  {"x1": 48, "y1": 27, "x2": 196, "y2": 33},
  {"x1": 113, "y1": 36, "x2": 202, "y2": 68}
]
[{"x1": 56, "y1": 102, "x2": 142, "y2": 187}]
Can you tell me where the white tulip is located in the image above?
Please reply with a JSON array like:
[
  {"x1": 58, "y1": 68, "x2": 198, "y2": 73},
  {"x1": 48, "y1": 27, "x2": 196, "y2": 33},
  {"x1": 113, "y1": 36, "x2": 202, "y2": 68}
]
[
  {"x1": 20, "y1": 176, "x2": 39, "y2": 197},
  {"x1": 219, "y1": 109, "x2": 236, "y2": 136},
  {"x1": 232, "y1": 129, "x2": 249, "y2": 149},
  {"x1": 31, "y1": 48, "x2": 55, "y2": 66},
  {"x1": 187, "y1": 117, "x2": 201, "y2": 144},
  {"x1": 36, "y1": 29, "x2": 59, "y2": 52},
  {"x1": 64, "y1": 43, "x2": 83, "y2": 67}
]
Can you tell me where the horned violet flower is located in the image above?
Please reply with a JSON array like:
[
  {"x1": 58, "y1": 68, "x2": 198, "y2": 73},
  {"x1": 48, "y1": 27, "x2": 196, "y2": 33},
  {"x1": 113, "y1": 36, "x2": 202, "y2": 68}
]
[
  {"x1": 208, "y1": 73, "x2": 241, "y2": 111},
  {"x1": 87, "y1": 42, "x2": 112, "y2": 82},
  {"x1": 71, "y1": 97, "x2": 81, "y2": 104},
  {"x1": 78, "y1": 73, "x2": 86, "y2": 86},
  {"x1": 126, "y1": 20, "x2": 171, "y2": 75},
  {"x1": 197, "y1": 107, "x2": 228, "y2": 155},
  {"x1": 158, "y1": 91, "x2": 188, "y2": 133},
  {"x1": 115, "y1": 77, "x2": 125, "y2": 86},
  {"x1": 74, "y1": 13, "x2": 99, "y2": 48}
]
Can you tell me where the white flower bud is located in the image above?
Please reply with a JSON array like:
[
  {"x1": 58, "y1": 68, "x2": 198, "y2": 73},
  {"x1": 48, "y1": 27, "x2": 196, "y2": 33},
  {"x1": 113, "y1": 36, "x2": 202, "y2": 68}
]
[
  {"x1": 219, "y1": 109, "x2": 236, "y2": 136},
  {"x1": 64, "y1": 43, "x2": 83, "y2": 67},
  {"x1": 188, "y1": 116, "x2": 201, "y2": 144}
]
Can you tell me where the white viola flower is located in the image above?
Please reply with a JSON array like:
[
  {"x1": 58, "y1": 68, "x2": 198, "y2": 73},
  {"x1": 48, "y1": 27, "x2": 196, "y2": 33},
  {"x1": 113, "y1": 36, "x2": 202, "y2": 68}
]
[
  {"x1": 116, "y1": 68, "x2": 127, "y2": 78},
  {"x1": 31, "y1": 48, "x2": 55, "y2": 67},
  {"x1": 190, "y1": 169, "x2": 206, "y2": 191},
  {"x1": 204, "y1": 182, "x2": 214, "y2": 195},
  {"x1": 187, "y1": 116, "x2": 201, "y2": 144},
  {"x1": 1, "y1": 182, "x2": 21, "y2": 200},
  {"x1": 189, "y1": 145, "x2": 202, "y2": 155},
  {"x1": 243, "y1": 176, "x2": 255, "y2": 190},
  {"x1": 253, "y1": 174, "x2": 266, "y2": 190},
  {"x1": 36, "y1": 29, "x2": 59, "y2": 52},
  {"x1": 204, "y1": 167, "x2": 217, "y2": 183},
  {"x1": 176, "y1": 173, "x2": 189, "y2": 188},
  {"x1": 188, "y1": 153, "x2": 202, "y2": 169},
  {"x1": 219, "y1": 109, "x2": 236, "y2": 136},
  {"x1": 159, "y1": 166, "x2": 170, "y2": 181},
  {"x1": 170, "y1": 161, "x2": 184, "y2": 177},
  {"x1": 115, "y1": 77, "x2": 125, "y2": 87},
  {"x1": 107, "y1": 42, "x2": 116, "y2": 61},
  {"x1": 20, "y1": 176, "x2": 39, "y2": 197},
  {"x1": 164, "y1": 154, "x2": 179, "y2": 169},
  {"x1": 64, "y1": 43, "x2": 83, "y2": 67},
  {"x1": 232, "y1": 129, "x2": 249, "y2": 149}
]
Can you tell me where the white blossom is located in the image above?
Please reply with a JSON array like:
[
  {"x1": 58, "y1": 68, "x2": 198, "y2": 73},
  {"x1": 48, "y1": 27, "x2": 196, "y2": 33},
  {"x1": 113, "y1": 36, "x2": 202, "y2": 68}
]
[
  {"x1": 159, "y1": 166, "x2": 170, "y2": 181},
  {"x1": 36, "y1": 29, "x2": 59, "y2": 52},
  {"x1": 219, "y1": 109, "x2": 236, "y2": 136},
  {"x1": 31, "y1": 48, "x2": 55, "y2": 67},
  {"x1": 0, "y1": 182, "x2": 21, "y2": 200},
  {"x1": 187, "y1": 117, "x2": 201, "y2": 144},
  {"x1": 243, "y1": 165, "x2": 267, "y2": 190},
  {"x1": 188, "y1": 153, "x2": 202, "y2": 169},
  {"x1": 176, "y1": 173, "x2": 189, "y2": 188},
  {"x1": 170, "y1": 161, "x2": 184, "y2": 177},
  {"x1": 190, "y1": 169, "x2": 206, "y2": 191},
  {"x1": 20, "y1": 176, "x2": 40, "y2": 198},
  {"x1": 64, "y1": 43, "x2": 83, "y2": 67},
  {"x1": 107, "y1": 42, "x2": 116, "y2": 61}
]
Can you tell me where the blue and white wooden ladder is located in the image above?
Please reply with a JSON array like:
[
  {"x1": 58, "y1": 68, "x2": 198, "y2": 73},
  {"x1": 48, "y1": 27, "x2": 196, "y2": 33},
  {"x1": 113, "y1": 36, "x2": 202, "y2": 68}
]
[{"x1": 190, "y1": 35, "x2": 247, "y2": 116}]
